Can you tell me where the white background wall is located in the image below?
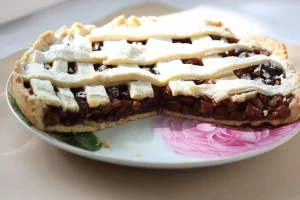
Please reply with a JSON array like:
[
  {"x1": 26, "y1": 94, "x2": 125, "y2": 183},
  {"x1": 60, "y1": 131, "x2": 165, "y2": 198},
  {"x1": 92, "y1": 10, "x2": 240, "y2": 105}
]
[{"x1": 0, "y1": 0, "x2": 299, "y2": 59}]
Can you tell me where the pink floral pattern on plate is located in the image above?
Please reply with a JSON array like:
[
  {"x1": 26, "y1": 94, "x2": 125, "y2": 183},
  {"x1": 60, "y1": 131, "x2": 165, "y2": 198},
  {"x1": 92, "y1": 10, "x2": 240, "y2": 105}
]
[{"x1": 152, "y1": 116, "x2": 300, "y2": 158}]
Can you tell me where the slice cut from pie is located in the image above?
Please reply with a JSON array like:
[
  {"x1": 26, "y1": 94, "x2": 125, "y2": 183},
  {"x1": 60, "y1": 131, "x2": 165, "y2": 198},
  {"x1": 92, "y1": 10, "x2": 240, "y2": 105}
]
[{"x1": 12, "y1": 15, "x2": 300, "y2": 133}]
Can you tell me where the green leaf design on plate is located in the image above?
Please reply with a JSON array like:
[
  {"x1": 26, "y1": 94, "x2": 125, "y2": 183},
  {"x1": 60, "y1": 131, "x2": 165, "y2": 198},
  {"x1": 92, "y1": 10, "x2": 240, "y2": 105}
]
[
  {"x1": 8, "y1": 93, "x2": 33, "y2": 126},
  {"x1": 8, "y1": 92, "x2": 101, "y2": 152},
  {"x1": 49, "y1": 132, "x2": 102, "y2": 152}
]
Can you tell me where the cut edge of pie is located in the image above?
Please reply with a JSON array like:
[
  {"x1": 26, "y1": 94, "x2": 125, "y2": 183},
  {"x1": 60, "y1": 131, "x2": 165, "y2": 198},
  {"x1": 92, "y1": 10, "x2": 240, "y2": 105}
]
[{"x1": 11, "y1": 15, "x2": 300, "y2": 133}]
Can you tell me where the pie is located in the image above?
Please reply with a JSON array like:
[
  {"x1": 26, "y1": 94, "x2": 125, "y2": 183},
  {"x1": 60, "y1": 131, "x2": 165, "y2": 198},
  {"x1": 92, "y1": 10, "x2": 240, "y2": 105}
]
[{"x1": 12, "y1": 15, "x2": 300, "y2": 133}]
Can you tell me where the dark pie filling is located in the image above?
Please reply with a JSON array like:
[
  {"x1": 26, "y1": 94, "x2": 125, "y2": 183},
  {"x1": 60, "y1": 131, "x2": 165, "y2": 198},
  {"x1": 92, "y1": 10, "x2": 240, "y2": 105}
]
[
  {"x1": 67, "y1": 62, "x2": 76, "y2": 74},
  {"x1": 210, "y1": 35, "x2": 240, "y2": 44},
  {"x1": 172, "y1": 38, "x2": 192, "y2": 44},
  {"x1": 92, "y1": 41, "x2": 103, "y2": 51},
  {"x1": 43, "y1": 85, "x2": 161, "y2": 126},
  {"x1": 127, "y1": 40, "x2": 147, "y2": 45},
  {"x1": 234, "y1": 60, "x2": 284, "y2": 85},
  {"x1": 219, "y1": 46, "x2": 270, "y2": 58},
  {"x1": 162, "y1": 86, "x2": 293, "y2": 121},
  {"x1": 24, "y1": 82, "x2": 34, "y2": 95},
  {"x1": 42, "y1": 82, "x2": 294, "y2": 126},
  {"x1": 182, "y1": 58, "x2": 203, "y2": 66},
  {"x1": 93, "y1": 64, "x2": 114, "y2": 72}
]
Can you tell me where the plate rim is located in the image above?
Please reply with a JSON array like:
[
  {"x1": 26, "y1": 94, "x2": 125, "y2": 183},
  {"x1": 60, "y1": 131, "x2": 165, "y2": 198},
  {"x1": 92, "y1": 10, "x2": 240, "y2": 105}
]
[{"x1": 6, "y1": 73, "x2": 300, "y2": 169}]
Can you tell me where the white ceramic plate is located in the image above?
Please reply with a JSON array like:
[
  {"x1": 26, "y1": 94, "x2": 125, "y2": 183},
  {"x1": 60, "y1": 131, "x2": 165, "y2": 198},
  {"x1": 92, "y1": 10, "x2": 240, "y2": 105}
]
[{"x1": 6, "y1": 74, "x2": 300, "y2": 169}]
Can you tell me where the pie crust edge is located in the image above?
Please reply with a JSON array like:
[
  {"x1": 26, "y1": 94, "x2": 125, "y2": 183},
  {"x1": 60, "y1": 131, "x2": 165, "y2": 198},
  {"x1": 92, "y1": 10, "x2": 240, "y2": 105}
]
[{"x1": 239, "y1": 36, "x2": 288, "y2": 59}]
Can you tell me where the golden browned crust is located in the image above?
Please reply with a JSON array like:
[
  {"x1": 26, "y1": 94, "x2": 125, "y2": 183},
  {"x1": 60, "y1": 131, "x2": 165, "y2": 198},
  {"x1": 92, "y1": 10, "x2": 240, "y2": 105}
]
[
  {"x1": 239, "y1": 36, "x2": 288, "y2": 59},
  {"x1": 45, "y1": 111, "x2": 158, "y2": 133},
  {"x1": 20, "y1": 30, "x2": 56, "y2": 64},
  {"x1": 13, "y1": 71, "x2": 47, "y2": 130},
  {"x1": 105, "y1": 15, "x2": 158, "y2": 28},
  {"x1": 12, "y1": 30, "x2": 58, "y2": 131},
  {"x1": 205, "y1": 20, "x2": 235, "y2": 37}
]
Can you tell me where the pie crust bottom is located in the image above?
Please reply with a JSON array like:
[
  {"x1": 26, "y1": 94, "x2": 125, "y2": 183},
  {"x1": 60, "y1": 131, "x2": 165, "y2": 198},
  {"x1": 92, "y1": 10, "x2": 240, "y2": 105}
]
[
  {"x1": 45, "y1": 111, "x2": 158, "y2": 133},
  {"x1": 29, "y1": 106, "x2": 300, "y2": 133},
  {"x1": 163, "y1": 107, "x2": 300, "y2": 126}
]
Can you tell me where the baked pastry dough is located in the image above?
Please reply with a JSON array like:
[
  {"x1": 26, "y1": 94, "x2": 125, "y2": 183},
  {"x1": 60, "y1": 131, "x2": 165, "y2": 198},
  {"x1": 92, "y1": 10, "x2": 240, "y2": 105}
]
[{"x1": 12, "y1": 15, "x2": 300, "y2": 132}]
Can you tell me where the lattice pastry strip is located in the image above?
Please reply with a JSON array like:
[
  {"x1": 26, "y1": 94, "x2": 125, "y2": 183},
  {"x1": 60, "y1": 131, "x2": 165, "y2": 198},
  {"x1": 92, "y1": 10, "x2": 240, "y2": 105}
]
[
  {"x1": 128, "y1": 81, "x2": 154, "y2": 100},
  {"x1": 22, "y1": 55, "x2": 284, "y2": 91},
  {"x1": 191, "y1": 35, "x2": 213, "y2": 46},
  {"x1": 73, "y1": 35, "x2": 92, "y2": 53},
  {"x1": 25, "y1": 63, "x2": 44, "y2": 71},
  {"x1": 28, "y1": 35, "x2": 248, "y2": 65},
  {"x1": 156, "y1": 55, "x2": 272, "y2": 81},
  {"x1": 84, "y1": 85, "x2": 110, "y2": 107},
  {"x1": 101, "y1": 38, "x2": 253, "y2": 65},
  {"x1": 103, "y1": 39, "x2": 128, "y2": 48},
  {"x1": 189, "y1": 79, "x2": 298, "y2": 102},
  {"x1": 30, "y1": 79, "x2": 61, "y2": 107},
  {"x1": 168, "y1": 75, "x2": 299, "y2": 103},
  {"x1": 168, "y1": 81, "x2": 196, "y2": 96},
  {"x1": 57, "y1": 87, "x2": 79, "y2": 112},
  {"x1": 76, "y1": 63, "x2": 95, "y2": 74},
  {"x1": 50, "y1": 60, "x2": 68, "y2": 73},
  {"x1": 118, "y1": 64, "x2": 140, "y2": 68},
  {"x1": 168, "y1": 80, "x2": 272, "y2": 103},
  {"x1": 87, "y1": 20, "x2": 235, "y2": 41},
  {"x1": 29, "y1": 49, "x2": 105, "y2": 64},
  {"x1": 145, "y1": 38, "x2": 172, "y2": 48}
]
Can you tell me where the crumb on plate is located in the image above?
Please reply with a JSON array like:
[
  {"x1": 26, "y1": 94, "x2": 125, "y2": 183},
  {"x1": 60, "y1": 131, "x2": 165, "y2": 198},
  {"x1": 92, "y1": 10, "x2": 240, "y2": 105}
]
[{"x1": 97, "y1": 140, "x2": 110, "y2": 148}]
